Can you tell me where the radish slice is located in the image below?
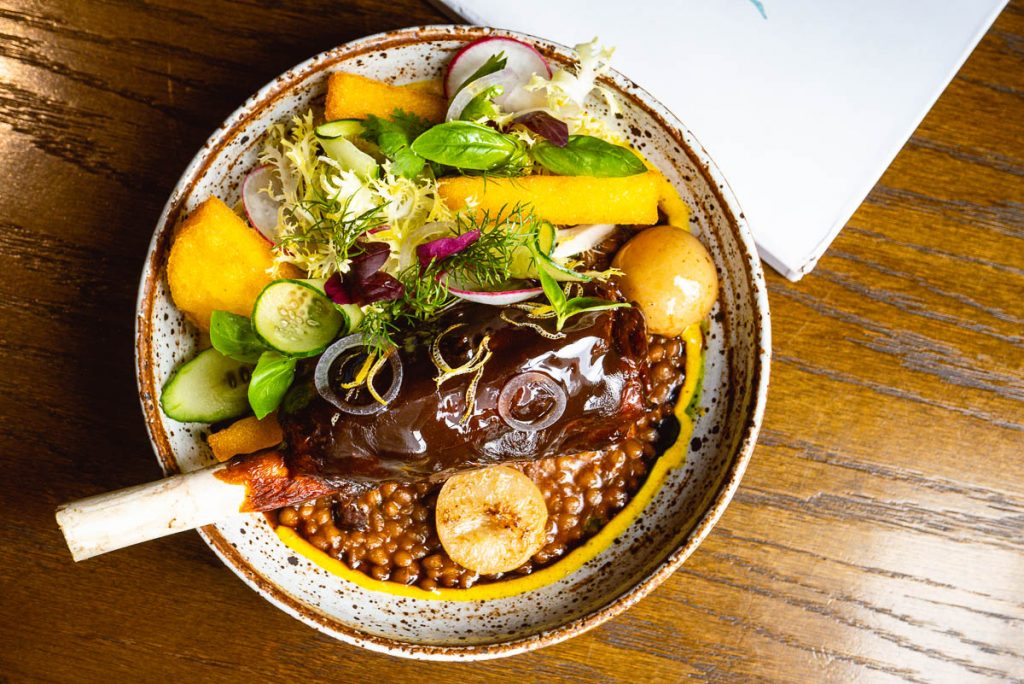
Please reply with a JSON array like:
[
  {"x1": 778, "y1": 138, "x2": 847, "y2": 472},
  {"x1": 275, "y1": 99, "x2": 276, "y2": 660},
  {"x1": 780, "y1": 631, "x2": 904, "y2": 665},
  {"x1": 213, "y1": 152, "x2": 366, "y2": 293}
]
[
  {"x1": 445, "y1": 36, "x2": 552, "y2": 99},
  {"x1": 552, "y1": 224, "x2": 618, "y2": 260},
  {"x1": 242, "y1": 165, "x2": 282, "y2": 243},
  {"x1": 445, "y1": 276, "x2": 542, "y2": 306}
]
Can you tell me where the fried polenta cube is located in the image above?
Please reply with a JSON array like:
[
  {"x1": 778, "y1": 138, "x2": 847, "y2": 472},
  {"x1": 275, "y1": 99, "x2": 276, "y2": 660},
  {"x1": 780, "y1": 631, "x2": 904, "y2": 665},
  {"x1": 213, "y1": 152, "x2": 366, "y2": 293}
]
[
  {"x1": 167, "y1": 197, "x2": 291, "y2": 330},
  {"x1": 208, "y1": 414, "x2": 283, "y2": 462},
  {"x1": 438, "y1": 173, "x2": 660, "y2": 225},
  {"x1": 325, "y1": 72, "x2": 447, "y2": 123}
]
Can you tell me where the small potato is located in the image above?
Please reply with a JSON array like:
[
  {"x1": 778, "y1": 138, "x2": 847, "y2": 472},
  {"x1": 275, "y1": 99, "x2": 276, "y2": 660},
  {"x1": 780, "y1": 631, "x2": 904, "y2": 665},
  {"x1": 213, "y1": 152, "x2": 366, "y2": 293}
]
[{"x1": 612, "y1": 225, "x2": 718, "y2": 336}]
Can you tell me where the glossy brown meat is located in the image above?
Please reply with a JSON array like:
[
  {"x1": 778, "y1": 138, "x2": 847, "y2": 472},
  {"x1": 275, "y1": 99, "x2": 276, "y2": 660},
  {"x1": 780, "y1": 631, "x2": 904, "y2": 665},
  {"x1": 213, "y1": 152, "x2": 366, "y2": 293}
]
[
  {"x1": 224, "y1": 300, "x2": 649, "y2": 511},
  {"x1": 288, "y1": 300, "x2": 648, "y2": 476}
]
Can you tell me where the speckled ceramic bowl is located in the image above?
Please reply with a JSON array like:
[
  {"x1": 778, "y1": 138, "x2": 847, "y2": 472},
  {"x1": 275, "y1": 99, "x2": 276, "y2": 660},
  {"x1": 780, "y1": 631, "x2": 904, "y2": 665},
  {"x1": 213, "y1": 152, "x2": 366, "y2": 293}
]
[{"x1": 135, "y1": 25, "x2": 770, "y2": 660}]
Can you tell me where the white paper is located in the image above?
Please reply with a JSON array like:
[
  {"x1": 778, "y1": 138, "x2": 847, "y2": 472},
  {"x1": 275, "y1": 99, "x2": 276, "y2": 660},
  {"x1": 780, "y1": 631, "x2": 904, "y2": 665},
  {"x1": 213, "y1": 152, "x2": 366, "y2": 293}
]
[{"x1": 434, "y1": 0, "x2": 1006, "y2": 280}]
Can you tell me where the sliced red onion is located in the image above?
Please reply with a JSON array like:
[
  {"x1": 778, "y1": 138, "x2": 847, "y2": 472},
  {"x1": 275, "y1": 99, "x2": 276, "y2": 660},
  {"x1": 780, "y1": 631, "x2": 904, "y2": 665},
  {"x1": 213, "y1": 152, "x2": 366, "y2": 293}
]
[
  {"x1": 513, "y1": 111, "x2": 569, "y2": 147},
  {"x1": 551, "y1": 224, "x2": 618, "y2": 260},
  {"x1": 315, "y1": 333, "x2": 404, "y2": 415},
  {"x1": 242, "y1": 165, "x2": 282, "y2": 243},
  {"x1": 497, "y1": 371, "x2": 567, "y2": 432},
  {"x1": 445, "y1": 68, "x2": 519, "y2": 121},
  {"x1": 417, "y1": 230, "x2": 481, "y2": 268}
]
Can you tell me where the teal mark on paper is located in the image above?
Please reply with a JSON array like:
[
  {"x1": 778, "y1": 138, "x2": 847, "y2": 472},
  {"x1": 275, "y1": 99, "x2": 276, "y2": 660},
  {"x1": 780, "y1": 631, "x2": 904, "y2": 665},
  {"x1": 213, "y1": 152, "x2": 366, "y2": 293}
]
[{"x1": 748, "y1": 0, "x2": 767, "y2": 19}]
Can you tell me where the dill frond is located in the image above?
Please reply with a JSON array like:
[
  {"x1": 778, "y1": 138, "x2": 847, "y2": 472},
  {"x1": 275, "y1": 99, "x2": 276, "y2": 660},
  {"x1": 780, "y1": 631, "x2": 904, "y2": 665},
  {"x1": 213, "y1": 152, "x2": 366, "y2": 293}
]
[{"x1": 355, "y1": 202, "x2": 543, "y2": 355}]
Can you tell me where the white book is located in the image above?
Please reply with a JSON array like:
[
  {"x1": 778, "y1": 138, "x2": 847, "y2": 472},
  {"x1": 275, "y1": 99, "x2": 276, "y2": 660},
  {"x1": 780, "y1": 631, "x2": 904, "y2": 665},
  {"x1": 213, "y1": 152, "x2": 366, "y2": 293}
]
[{"x1": 433, "y1": 0, "x2": 1007, "y2": 280}]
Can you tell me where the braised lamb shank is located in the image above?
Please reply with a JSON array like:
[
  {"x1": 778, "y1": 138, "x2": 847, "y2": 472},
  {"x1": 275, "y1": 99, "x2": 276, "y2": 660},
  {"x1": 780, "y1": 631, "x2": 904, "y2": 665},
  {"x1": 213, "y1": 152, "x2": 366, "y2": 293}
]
[{"x1": 220, "y1": 299, "x2": 650, "y2": 512}]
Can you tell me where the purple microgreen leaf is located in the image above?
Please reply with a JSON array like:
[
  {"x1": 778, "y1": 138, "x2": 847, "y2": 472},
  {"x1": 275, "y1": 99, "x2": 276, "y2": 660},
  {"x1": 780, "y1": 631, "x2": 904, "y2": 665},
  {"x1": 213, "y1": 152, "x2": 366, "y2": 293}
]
[
  {"x1": 416, "y1": 230, "x2": 482, "y2": 268},
  {"x1": 514, "y1": 111, "x2": 569, "y2": 147},
  {"x1": 359, "y1": 272, "x2": 405, "y2": 303},
  {"x1": 349, "y1": 242, "x2": 391, "y2": 283},
  {"x1": 324, "y1": 273, "x2": 354, "y2": 305}
]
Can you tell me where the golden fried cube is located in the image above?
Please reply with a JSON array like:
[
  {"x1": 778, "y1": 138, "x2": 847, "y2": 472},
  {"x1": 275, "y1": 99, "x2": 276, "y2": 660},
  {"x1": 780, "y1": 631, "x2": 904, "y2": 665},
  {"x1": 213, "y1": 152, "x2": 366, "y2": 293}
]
[
  {"x1": 438, "y1": 172, "x2": 660, "y2": 225},
  {"x1": 325, "y1": 72, "x2": 447, "y2": 123}
]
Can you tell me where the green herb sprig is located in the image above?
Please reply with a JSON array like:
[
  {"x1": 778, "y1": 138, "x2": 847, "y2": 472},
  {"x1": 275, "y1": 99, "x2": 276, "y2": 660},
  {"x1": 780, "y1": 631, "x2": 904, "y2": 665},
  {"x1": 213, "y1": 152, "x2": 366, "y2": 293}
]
[
  {"x1": 210, "y1": 311, "x2": 267, "y2": 363},
  {"x1": 356, "y1": 204, "x2": 539, "y2": 356},
  {"x1": 411, "y1": 121, "x2": 528, "y2": 174},
  {"x1": 452, "y1": 51, "x2": 507, "y2": 96},
  {"x1": 362, "y1": 109, "x2": 433, "y2": 179},
  {"x1": 277, "y1": 194, "x2": 388, "y2": 274},
  {"x1": 248, "y1": 351, "x2": 297, "y2": 419},
  {"x1": 537, "y1": 267, "x2": 629, "y2": 331}
]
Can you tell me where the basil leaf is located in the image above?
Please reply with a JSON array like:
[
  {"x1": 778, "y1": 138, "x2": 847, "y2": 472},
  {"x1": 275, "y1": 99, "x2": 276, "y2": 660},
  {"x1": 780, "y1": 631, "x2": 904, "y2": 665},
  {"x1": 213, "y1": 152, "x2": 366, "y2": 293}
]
[
  {"x1": 411, "y1": 121, "x2": 518, "y2": 171},
  {"x1": 453, "y1": 51, "x2": 507, "y2": 96},
  {"x1": 459, "y1": 84, "x2": 503, "y2": 122},
  {"x1": 362, "y1": 110, "x2": 432, "y2": 179},
  {"x1": 247, "y1": 351, "x2": 297, "y2": 419},
  {"x1": 530, "y1": 135, "x2": 646, "y2": 177},
  {"x1": 210, "y1": 311, "x2": 267, "y2": 363}
]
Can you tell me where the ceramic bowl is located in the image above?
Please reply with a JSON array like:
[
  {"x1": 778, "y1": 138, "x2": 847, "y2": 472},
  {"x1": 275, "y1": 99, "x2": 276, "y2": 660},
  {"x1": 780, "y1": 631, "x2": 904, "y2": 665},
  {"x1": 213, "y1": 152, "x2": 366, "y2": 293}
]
[{"x1": 135, "y1": 25, "x2": 770, "y2": 660}]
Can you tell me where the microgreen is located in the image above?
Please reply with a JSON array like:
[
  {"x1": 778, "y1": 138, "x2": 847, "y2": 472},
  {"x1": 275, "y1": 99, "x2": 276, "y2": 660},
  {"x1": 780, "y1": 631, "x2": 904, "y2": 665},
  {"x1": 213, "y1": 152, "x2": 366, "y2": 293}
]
[
  {"x1": 362, "y1": 109, "x2": 433, "y2": 179},
  {"x1": 537, "y1": 268, "x2": 629, "y2": 331},
  {"x1": 355, "y1": 203, "x2": 539, "y2": 357},
  {"x1": 453, "y1": 51, "x2": 507, "y2": 96}
]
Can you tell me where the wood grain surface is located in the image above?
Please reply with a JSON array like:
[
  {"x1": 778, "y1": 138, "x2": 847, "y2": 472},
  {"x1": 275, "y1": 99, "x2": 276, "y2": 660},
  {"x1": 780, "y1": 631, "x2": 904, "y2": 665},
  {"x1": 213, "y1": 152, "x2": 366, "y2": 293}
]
[{"x1": 1, "y1": 1, "x2": 1021, "y2": 681}]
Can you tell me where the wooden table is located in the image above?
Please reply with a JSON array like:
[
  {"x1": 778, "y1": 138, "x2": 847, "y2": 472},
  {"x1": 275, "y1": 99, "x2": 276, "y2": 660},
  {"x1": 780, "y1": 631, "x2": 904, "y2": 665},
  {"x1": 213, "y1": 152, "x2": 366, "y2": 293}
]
[{"x1": 2, "y1": 2, "x2": 1021, "y2": 681}]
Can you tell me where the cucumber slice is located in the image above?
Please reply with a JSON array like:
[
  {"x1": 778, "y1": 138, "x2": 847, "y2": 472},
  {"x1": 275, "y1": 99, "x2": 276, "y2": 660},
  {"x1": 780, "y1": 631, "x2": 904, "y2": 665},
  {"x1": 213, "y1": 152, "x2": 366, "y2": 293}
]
[
  {"x1": 298, "y1": 279, "x2": 364, "y2": 334},
  {"x1": 315, "y1": 119, "x2": 366, "y2": 139},
  {"x1": 252, "y1": 280, "x2": 345, "y2": 357},
  {"x1": 316, "y1": 120, "x2": 378, "y2": 179},
  {"x1": 509, "y1": 220, "x2": 556, "y2": 279},
  {"x1": 338, "y1": 303, "x2": 364, "y2": 331},
  {"x1": 160, "y1": 348, "x2": 253, "y2": 423},
  {"x1": 509, "y1": 220, "x2": 590, "y2": 282},
  {"x1": 319, "y1": 137, "x2": 379, "y2": 179},
  {"x1": 536, "y1": 251, "x2": 592, "y2": 282},
  {"x1": 319, "y1": 136, "x2": 379, "y2": 178}
]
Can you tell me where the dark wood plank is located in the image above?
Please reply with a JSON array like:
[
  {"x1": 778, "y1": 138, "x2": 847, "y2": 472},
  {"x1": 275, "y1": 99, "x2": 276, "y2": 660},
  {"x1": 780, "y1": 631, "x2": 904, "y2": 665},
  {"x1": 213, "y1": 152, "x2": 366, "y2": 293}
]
[{"x1": 0, "y1": 0, "x2": 1021, "y2": 681}]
